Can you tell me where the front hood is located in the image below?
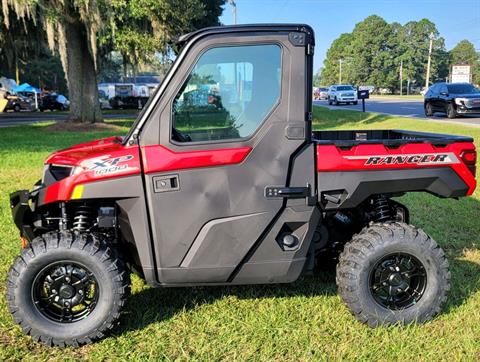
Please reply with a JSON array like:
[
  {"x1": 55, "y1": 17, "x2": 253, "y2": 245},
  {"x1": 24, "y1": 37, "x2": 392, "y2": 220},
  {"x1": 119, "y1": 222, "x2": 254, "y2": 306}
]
[{"x1": 45, "y1": 136, "x2": 125, "y2": 166}]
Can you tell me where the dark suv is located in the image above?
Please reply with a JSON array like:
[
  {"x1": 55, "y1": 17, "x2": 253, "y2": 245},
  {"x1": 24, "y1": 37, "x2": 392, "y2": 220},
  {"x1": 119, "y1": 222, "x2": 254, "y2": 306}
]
[{"x1": 424, "y1": 82, "x2": 480, "y2": 118}]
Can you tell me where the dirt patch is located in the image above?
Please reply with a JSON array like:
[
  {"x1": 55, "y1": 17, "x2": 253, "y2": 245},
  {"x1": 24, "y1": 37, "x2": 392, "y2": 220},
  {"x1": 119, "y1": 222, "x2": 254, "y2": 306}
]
[{"x1": 43, "y1": 121, "x2": 124, "y2": 132}]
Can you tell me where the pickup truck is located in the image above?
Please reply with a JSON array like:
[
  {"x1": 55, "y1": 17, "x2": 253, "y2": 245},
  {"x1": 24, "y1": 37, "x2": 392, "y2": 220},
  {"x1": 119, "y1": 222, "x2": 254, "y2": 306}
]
[{"x1": 7, "y1": 24, "x2": 477, "y2": 347}]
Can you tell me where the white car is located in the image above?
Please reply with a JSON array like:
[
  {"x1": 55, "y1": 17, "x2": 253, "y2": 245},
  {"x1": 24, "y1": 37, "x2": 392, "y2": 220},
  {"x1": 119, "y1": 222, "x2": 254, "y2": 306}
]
[{"x1": 327, "y1": 84, "x2": 358, "y2": 105}]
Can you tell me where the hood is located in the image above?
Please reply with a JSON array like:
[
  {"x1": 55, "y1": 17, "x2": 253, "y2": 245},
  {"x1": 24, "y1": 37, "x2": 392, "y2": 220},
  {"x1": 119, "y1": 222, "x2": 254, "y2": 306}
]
[{"x1": 45, "y1": 136, "x2": 126, "y2": 166}]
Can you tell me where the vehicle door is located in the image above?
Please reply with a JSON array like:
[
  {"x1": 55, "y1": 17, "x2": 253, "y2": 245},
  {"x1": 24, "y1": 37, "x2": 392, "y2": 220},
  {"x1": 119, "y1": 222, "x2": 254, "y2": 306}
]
[
  {"x1": 438, "y1": 84, "x2": 449, "y2": 110},
  {"x1": 137, "y1": 27, "x2": 315, "y2": 284}
]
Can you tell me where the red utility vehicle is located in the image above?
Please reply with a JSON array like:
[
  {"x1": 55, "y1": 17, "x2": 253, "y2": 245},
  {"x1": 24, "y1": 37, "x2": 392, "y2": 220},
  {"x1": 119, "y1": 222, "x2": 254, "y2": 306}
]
[{"x1": 8, "y1": 24, "x2": 477, "y2": 346}]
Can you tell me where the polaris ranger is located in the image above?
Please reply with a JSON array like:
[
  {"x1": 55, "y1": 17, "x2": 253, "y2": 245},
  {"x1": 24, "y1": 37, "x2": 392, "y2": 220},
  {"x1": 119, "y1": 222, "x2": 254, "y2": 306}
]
[{"x1": 7, "y1": 24, "x2": 477, "y2": 347}]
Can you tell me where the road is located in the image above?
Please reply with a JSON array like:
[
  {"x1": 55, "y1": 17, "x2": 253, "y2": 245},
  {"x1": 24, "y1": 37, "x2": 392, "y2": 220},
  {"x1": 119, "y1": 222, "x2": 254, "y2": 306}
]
[
  {"x1": 2, "y1": 99, "x2": 480, "y2": 127},
  {"x1": 314, "y1": 97, "x2": 480, "y2": 126},
  {"x1": 0, "y1": 111, "x2": 137, "y2": 127}
]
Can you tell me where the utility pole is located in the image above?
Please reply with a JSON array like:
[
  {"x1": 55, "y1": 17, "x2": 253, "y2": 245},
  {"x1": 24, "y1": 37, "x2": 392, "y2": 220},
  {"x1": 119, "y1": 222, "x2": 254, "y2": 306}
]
[
  {"x1": 399, "y1": 59, "x2": 403, "y2": 96},
  {"x1": 228, "y1": 0, "x2": 237, "y2": 25},
  {"x1": 339, "y1": 58, "x2": 343, "y2": 84},
  {"x1": 425, "y1": 32, "x2": 434, "y2": 89}
]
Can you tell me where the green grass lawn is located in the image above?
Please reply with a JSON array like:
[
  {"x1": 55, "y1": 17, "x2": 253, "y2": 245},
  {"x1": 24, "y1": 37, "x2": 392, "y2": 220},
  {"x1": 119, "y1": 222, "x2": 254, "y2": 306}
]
[{"x1": 0, "y1": 110, "x2": 479, "y2": 360}]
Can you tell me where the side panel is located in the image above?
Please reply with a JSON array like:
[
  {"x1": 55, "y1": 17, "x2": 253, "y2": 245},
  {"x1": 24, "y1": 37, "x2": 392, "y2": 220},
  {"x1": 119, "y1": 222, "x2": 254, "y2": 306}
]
[
  {"x1": 316, "y1": 141, "x2": 476, "y2": 209},
  {"x1": 139, "y1": 29, "x2": 315, "y2": 284}
]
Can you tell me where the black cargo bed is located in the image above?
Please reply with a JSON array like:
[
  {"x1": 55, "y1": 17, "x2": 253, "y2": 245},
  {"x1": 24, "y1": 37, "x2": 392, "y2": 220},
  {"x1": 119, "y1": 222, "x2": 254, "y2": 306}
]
[{"x1": 313, "y1": 129, "x2": 473, "y2": 147}]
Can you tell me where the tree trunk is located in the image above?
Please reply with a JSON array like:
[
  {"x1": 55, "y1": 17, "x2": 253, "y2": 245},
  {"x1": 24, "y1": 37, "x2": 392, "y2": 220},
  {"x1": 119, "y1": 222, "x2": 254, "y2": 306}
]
[{"x1": 63, "y1": 20, "x2": 102, "y2": 123}]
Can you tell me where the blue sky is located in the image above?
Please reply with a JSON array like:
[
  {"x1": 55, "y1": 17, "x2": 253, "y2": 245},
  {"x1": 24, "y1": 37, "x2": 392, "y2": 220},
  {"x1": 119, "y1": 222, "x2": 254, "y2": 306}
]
[{"x1": 219, "y1": 0, "x2": 480, "y2": 72}]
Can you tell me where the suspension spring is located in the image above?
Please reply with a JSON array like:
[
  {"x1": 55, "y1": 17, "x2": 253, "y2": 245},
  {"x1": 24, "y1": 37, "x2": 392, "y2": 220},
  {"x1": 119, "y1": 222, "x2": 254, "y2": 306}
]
[
  {"x1": 72, "y1": 205, "x2": 95, "y2": 232},
  {"x1": 372, "y1": 195, "x2": 393, "y2": 222}
]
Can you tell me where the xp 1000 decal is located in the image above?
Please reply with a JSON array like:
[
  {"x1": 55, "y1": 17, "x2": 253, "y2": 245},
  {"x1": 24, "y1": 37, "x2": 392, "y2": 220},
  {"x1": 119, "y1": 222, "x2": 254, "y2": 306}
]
[{"x1": 85, "y1": 155, "x2": 135, "y2": 176}]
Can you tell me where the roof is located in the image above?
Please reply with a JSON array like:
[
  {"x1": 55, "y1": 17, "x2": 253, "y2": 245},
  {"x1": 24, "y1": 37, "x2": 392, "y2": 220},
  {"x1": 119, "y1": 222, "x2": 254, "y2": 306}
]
[{"x1": 176, "y1": 23, "x2": 314, "y2": 48}]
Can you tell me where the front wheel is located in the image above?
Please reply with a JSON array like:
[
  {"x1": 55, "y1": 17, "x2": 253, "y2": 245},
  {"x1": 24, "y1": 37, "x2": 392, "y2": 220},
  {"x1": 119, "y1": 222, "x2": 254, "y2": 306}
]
[
  {"x1": 425, "y1": 102, "x2": 434, "y2": 117},
  {"x1": 446, "y1": 103, "x2": 457, "y2": 119},
  {"x1": 6, "y1": 231, "x2": 130, "y2": 347},
  {"x1": 336, "y1": 222, "x2": 450, "y2": 327},
  {"x1": 334, "y1": 97, "x2": 339, "y2": 106},
  {"x1": 353, "y1": 101, "x2": 358, "y2": 105}
]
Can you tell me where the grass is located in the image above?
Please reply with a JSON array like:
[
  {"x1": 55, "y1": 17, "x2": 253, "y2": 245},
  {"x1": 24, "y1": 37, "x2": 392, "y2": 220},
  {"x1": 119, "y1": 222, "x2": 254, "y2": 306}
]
[{"x1": 0, "y1": 110, "x2": 479, "y2": 360}]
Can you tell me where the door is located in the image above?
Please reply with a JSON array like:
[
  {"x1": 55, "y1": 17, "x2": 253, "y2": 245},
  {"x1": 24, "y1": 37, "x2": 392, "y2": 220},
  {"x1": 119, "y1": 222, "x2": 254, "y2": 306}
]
[
  {"x1": 139, "y1": 27, "x2": 315, "y2": 284},
  {"x1": 437, "y1": 84, "x2": 449, "y2": 111}
]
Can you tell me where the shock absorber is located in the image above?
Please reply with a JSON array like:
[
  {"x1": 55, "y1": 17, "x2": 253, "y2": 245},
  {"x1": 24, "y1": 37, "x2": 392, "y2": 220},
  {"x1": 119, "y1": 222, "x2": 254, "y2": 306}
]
[
  {"x1": 372, "y1": 195, "x2": 393, "y2": 222},
  {"x1": 72, "y1": 205, "x2": 95, "y2": 232}
]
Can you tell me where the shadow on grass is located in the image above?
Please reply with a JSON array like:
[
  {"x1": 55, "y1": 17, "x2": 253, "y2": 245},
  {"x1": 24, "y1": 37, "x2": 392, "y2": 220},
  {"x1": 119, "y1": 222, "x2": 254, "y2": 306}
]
[
  {"x1": 115, "y1": 272, "x2": 337, "y2": 336},
  {"x1": 115, "y1": 194, "x2": 480, "y2": 334}
]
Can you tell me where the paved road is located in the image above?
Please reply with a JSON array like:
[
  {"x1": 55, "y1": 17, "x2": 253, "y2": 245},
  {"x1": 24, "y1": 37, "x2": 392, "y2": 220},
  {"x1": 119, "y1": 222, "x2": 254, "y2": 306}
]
[
  {"x1": 314, "y1": 97, "x2": 480, "y2": 126},
  {"x1": 0, "y1": 112, "x2": 137, "y2": 127}
]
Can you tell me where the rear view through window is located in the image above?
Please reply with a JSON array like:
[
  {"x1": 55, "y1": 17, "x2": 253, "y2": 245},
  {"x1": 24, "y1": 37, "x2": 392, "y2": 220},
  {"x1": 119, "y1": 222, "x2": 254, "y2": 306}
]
[{"x1": 172, "y1": 44, "x2": 281, "y2": 142}]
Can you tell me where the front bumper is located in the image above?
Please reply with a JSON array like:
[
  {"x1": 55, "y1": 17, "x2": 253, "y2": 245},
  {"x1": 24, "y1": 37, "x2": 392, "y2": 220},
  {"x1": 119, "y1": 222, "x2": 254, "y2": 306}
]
[
  {"x1": 10, "y1": 190, "x2": 35, "y2": 242},
  {"x1": 456, "y1": 105, "x2": 480, "y2": 115}
]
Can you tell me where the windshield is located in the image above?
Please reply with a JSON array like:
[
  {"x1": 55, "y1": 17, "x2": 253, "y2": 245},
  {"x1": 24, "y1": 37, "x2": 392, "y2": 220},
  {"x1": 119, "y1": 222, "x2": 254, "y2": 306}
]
[
  {"x1": 447, "y1": 83, "x2": 479, "y2": 94},
  {"x1": 337, "y1": 86, "x2": 354, "y2": 91}
]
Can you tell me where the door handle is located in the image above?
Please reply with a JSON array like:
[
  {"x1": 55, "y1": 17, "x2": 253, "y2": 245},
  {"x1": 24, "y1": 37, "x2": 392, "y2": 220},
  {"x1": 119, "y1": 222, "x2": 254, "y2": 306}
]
[{"x1": 153, "y1": 174, "x2": 180, "y2": 193}]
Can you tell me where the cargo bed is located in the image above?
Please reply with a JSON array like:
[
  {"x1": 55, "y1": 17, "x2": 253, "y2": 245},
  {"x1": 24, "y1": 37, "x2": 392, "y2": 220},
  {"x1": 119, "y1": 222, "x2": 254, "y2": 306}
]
[{"x1": 313, "y1": 129, "x2": 473, "y2": 147}]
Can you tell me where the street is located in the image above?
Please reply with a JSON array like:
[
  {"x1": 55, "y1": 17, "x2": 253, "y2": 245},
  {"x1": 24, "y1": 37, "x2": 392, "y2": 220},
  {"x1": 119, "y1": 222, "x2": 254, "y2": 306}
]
[
  {"x1": 2, "y1": 98, "x2": 480, "y2": 127},
  {"x1": 314, "y1": 97, "x2": 480, "y2": 126},
  {"x1": 0, "y1": 111, "x2": 137, "y2": 127}
]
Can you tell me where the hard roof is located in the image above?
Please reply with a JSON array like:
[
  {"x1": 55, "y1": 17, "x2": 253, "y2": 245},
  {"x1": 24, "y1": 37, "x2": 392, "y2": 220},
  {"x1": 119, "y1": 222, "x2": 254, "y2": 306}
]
[{"x1": 176, "y1": 23, "x2": 314, "y2": 47}]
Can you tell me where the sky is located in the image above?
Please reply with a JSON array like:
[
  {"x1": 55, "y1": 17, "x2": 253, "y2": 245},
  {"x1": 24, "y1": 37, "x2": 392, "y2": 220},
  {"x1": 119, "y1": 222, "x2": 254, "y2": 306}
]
[{"x1": 219, "y1": 0, "x2": 480, "y2": 72}]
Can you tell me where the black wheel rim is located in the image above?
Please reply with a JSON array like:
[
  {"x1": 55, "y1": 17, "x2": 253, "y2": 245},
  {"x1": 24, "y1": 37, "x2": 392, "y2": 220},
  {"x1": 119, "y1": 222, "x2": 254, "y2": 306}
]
[
  {"x1": 32, "y1": 261, "x2": 99, "y2": 323},
  {"x1": 369, "y1": 253, "x2": 427, "y2": 310}
]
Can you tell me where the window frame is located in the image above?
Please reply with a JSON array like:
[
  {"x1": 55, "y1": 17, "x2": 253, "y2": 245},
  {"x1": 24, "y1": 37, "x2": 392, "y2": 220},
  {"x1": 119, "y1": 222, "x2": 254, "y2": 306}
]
[{"x1": 169, "y1": 41, "x2": 284, "y2": 146}]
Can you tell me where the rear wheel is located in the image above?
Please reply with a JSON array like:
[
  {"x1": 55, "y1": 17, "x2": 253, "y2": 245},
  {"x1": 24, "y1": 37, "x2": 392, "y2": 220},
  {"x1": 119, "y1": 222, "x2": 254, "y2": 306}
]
[
  {"x1": 336, "y1": 222, "x2": 450, "y2": 326},
  {"x1": 425, "y1": 102, "x2": 433, "y2": 117},
  {"x1": 446, "y1": 103, "x2": 457, "y2": 119},
  {"x1": 6, "y1": 231, "x2": 130, "y2": 347},
  {"x1": 14, "y1": 104, "x2": 21, "y2": 112}
]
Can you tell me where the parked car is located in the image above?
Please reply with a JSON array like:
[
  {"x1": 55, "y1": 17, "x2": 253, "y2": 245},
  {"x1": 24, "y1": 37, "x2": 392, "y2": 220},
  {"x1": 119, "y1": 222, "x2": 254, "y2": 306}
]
[
  {"x1": 109, "y1": 95, "x2": 149, "y2": 109},
  {"x1": 3, "y1": 93, "x2": 33, "y2": 112},
  {"x1": 40, "y1": 94, "x2": 70, "y2": 111},
  {"x1": 327, "y1": 84, "x2": 358, "y2": 105},
  {"x1": 318, "y1": 87, "x2": 328, "y2": 100},
  {"x1": 424, "y1": 82, "x2": 480, "y2": 119}
]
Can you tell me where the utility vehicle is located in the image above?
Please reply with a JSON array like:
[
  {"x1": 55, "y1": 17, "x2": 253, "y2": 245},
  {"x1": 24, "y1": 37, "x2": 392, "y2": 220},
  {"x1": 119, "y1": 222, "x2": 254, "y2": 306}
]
[{"x1": 7, "y1": 24, "x2": 477, "y2": 347}]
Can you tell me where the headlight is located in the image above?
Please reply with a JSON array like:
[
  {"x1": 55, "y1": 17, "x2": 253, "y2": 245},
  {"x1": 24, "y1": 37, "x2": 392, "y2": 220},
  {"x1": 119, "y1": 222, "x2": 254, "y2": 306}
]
[
  {"x1": 455, "y1": 98, "x2": 468, "y2": 105},
  {"x1": 42, "y1": 164, "x2": 74, "y2": 185}
]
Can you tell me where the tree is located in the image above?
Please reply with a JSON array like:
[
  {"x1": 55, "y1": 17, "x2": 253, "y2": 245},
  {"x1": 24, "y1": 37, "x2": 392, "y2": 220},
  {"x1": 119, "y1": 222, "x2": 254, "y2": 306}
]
[
  {"x1": 313, "y1": 68, "x2": 324, "y2": 87},
  {"x1": 398, "y1": 19, "x2": 447, "y2": 87},
  {"x1": 450, "y1": 40, "x2": 480, "y2": 84},
  {"x1": 320, "y1": 16, "x2": 449, "y2": 93},
  {"x1": 320, "y1": 33, "x2": 353, "y2": 85},
  {"x1": 2, "y1": 0, "x2": 225, "y2": 123}
]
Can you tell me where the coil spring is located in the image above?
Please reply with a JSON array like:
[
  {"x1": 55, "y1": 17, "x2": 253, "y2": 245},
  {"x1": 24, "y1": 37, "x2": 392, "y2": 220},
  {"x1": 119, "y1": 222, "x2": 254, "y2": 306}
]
[
  {"x1": 372, "y1": 195, "x2": 392, "y2": 222},
  {"x1": 72, "y1": 205, "x2": 95, "y2": 232}
]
